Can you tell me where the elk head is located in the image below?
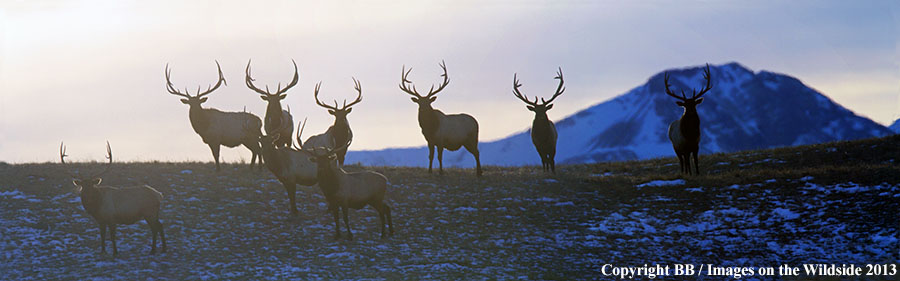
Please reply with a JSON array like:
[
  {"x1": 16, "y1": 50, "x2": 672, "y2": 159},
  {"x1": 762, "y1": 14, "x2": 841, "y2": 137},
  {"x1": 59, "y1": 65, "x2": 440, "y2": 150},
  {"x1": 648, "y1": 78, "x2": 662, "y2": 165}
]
[
  {"x1": 399, "y1": 60, "x2": 450, "y2": 111},
  {"x1": 165, "y1": 61, "x2": 227, "y2": 109},
  {"x1": 314, "y1": 78, "x2": 363, "y2": 126},
  {"x1": 60, "y1": 141, "x2": 114, "y2": 193},
  {"x1": 512, "y1": 67, "x2": 565, "y2": 120},
  {"x1": 663, "y1": 64, "x2": 712, "y2": 113},
  {"x1": 245, "y1": 59, "x2": 299, "y2": 125},
  {"x1": 306, "y1": 138, "x2": 352, "y2": 168}
]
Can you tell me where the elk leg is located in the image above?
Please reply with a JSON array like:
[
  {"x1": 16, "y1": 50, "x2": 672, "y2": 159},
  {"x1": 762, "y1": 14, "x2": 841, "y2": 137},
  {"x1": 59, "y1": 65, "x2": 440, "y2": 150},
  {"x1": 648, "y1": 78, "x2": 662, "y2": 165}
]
[
  {"x1": 285, "y1": 181, "x2": 298, "y2": 215},
  {"x1": 372, "y1": 202, "x2": 386, "y2": 238},
  {"x1": 99, "y1": 223, "x2": 107, "y2": 254},
  {"x1": 147, "y1": 218, "x2": 157, "y2": 254},
  {"x1": 427, "y1": 144, "x2": 435, "y2": 173},
  {"x1": 437, "y1": 147, "x2": 444, "y2": 175},
  {"x1": 209, "y1": 144, "x2": 221, "y2": 171},
  {"x1": 159, "y1": 221, "x2": 167, "y2": 253},
  {"x1": 692, "y1": 151, "x2": 700, "y2": 175},
  {"x1": 465, "y1": 142, "x2": 482, "y2": 177},
  {"x1": 110, "y1": 224, "x2": 118, "y2": 257},
  {"x1": 549, "y1": 155, "x2": 556, "y2": 174},
  {"x1": 385, "y1": 203, "x2": 394, "y2": 236},
  {"x1": 341, "y1": 206, "x2": 353, "y2": 240},
  {"x1": 331, "y1": 205, "x2": 341, "y2": 240}
]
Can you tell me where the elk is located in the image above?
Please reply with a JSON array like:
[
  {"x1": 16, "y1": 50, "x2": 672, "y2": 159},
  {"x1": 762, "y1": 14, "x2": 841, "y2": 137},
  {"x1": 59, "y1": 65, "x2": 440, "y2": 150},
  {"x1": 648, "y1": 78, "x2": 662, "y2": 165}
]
[
  {"x1": 305, "y1": 138, "x2": 393, "y2": 240},
  {"x1": 663, "y1": 64, "x2": 712, "y2": 175},
  {"x1": 258, "y1": 117, "x2": 318, "y2": 215},
  {"x1": 245, "y1": 59, "x2": 297, "y2": 148},
  {"x1": 165, "y1": 61, "x2": 264, "y2": 171},
  {"x1": 60, "y1": 142, "x2": 166, "y2": 256},
  {"x1": 399, "y1": 61, "x2": 482, "y2": 176},
  {"x1": 306, "y1": 78, "x2": 363, "y2": 166},
  {"x1": 512, "y1": 68, "x2": 566, "y2": 174}
]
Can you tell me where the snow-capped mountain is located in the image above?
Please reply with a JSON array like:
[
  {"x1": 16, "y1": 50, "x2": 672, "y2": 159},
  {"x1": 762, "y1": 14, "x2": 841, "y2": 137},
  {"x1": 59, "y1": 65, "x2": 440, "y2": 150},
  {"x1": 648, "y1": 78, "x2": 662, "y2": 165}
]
[
  {"x1": 347, "y1": 62, "x2": 893, "y2": 167},
  {"x1": 890, "y1": 119, "x2": 900, "y2": 134}
]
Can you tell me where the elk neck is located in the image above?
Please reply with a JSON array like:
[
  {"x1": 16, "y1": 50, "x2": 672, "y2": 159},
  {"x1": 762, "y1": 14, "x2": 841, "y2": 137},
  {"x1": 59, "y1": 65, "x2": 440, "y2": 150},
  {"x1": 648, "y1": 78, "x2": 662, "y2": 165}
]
[
  {"x1": 265, "y1": 101, "x2": 284, "y2": 128},
  {"x1": 188, "y1": 105, "x2": 211, "y2": 134},
  {"x1": 417, "y1": 105, "x2": 440, "y2": 137},
  {"x1": 315, "y1": 161, "x2": 342, "y2": 196},
  {"x1": 679, "y1": 107, "x2": 701, "y2": 139},
  {"x1": 80, "y1": 187, "x2": 103, "y2": 218},
  {"x1": 260, "y1": 144, "x2": 283, "y2": 175},
  {"x1": 331, "y1": 116, "x2": 351, "y2": 144}
]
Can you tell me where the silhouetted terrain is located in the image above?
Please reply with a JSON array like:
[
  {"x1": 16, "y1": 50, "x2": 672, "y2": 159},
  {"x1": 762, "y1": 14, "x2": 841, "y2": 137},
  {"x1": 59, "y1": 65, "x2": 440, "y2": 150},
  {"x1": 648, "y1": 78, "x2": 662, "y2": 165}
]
[{"x1": 1, "y1": 135, "x2": 898, "y2": 279}]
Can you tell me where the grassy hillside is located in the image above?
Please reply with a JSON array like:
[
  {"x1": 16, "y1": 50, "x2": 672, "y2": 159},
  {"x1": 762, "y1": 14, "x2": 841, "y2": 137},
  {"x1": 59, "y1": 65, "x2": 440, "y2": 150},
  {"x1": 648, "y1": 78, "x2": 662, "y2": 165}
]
[{"x1": 1, "y1": 135, "x2": 898, "y2": 279}]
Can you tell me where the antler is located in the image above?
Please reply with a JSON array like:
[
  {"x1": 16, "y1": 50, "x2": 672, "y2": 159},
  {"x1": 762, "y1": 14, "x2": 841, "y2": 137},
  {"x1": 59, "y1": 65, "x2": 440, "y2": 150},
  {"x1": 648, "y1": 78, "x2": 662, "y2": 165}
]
[
  {"x1": 165, "y1": 61, "x2": 227, "y2": 98},
  {"x1": 245, "y1": 59, "x2": 300, "y2": 96},
  {"x1": 293, "y1": 117, "x2": 307, "y2": 150},
  {"x1": 663, "y1": 72, "x2": 687, "y2": 101},
  {"x1": 315, "y1": 78, "x2": 363, "y2": 111},
  {"x1": 399, "y1": 60, "x2": 450, "y2": 98},
  {"x1": 542, "y1": 67, "x2": 566, "y2": 104},
  {"x1": 692, "y1": 63, "x2": 713, "y2": 99},
  {"x1": 59, "y1": 142, "x2": 77, "y2": 177},
  {"x1": 512, "y1": 73, "x2": 538, "y2": 106},
  {"x1": 60, "y1": 141, "x2": 113, "y2": 178},
  {"x1": 92, "y1": 141, "x2": 114, "y2": 178}
]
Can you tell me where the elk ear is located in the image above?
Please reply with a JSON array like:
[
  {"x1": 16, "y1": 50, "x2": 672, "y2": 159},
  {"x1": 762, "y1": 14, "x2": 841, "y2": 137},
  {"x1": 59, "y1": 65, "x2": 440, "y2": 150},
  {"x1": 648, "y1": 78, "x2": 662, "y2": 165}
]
[
  {"x1": 180, "y1": 99, "x2": 190, "y2": 104},
  {"x1": 259, "y1": 96, "x2": 268, "y2": 101},
  {"x1": 199, "y1": 97, "x2": 208, "y2": 103},
  {"x1": 92, "y1": 178, "x2": 102, "y2": 186},
  {"x1": 308, "y1": 157, "x2": 316, "y2": 162},
  {"x1": 72, "y1": 180, "x2": 81, "y2": 187},
  {"x1": 695, "y1": 98, "x2": 703, "y2": 104},
  {"x1": 526, "y1": 106, "x2": 535, "y2": 111},
  {"x1": 676, "y1": 101, "x2": 685, "y2": 107},
  {"x1": 410, "y1": 97, "x2": 419, "y2": 103},
  {"x1": 546, "y1": 104, "x2": 553, "y2": 110},
  {"x1": 345, "y1": 108, "x2": 352, "y2": 114},
  {"x1": 328, "y1": 110, "x2": 335, "y2": 115},
  {"x1": 328, "y1": 154, "x2": 336, "y2": 160},
  {"x1": 429, "y1": 96, "x2": 437, "y2": 103},
  {"x1": 279, "y1": 94, "x2": 287, "y2": 100}
]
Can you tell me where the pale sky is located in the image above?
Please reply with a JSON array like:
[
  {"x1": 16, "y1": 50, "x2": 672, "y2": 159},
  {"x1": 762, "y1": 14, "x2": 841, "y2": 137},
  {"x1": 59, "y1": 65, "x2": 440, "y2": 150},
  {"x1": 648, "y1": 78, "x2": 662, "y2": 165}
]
[{"x1": 1, "y1": 0, "x2": 898, "y2": 163}]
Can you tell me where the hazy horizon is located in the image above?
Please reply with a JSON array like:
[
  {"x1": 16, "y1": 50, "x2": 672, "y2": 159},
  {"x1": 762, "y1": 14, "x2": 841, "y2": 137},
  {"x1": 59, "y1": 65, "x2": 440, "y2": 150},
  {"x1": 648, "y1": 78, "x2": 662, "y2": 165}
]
[{"x1": 1, "y1": 0, "x2": 898, "y2": 163}]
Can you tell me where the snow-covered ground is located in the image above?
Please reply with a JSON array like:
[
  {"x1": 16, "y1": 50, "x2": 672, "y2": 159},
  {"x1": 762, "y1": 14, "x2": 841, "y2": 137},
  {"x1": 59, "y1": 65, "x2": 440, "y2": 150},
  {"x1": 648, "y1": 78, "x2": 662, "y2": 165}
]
[{"x1": 0, "y1": 164, "x2": 897, "y2": 280}]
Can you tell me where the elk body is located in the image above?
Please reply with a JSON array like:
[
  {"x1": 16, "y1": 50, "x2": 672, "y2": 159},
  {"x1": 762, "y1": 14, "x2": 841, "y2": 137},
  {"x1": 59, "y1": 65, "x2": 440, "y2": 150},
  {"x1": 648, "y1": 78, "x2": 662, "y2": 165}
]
[
  {"x1": 259, "y1": 117, "x2": 318, "y2": 215},
  {"x1": 165, "y1": 61, "x2": 264, "y2": 171},
  {"x1": 511, "y1": 68, "x2": 566, "y2": 173},
  {"x1": 305, "y1": 78, "x2": 363, "y2": 166},
  {"x1": 306, "y1": 139, "x2": 393, "y2": 240},
  {"x1": 60, "y1": 142, "x2": 166, "y2": 256},
  {"x1": 246, "y1": 60, "x2": 298, "y2": 148},
  {"x1": 400, "y1": 61, "x2": 482, "y2": 176},
  {"x1": 663, "y1": 64, "x2": 712, "y2": 175}
]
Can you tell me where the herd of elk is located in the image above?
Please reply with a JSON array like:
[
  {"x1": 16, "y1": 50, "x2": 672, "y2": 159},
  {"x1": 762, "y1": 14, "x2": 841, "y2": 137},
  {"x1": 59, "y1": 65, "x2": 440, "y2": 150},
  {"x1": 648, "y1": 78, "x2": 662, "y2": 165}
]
[
  {"x1": 165, "y1": 61, "x2": 264, "y2": 171},
  {"x1": 56, "y1": 60, "x2": 718, "y2": 255},
  {"x1": 245, "y1": 60, "x2": 298, "y2": 148},
  {"x1": 60, "y1": 142, "x2": 166, "y2": 256},
  {"x1": 400, "y1": 61, "x2": 482, "y2": 176},
  {"x1": 304, "y1": 78, "x2": 363, "y2": 166},
  {"x1": 512, "y1": 68, "x2": 566, "y2": 174},
  {"x1": 663, "y1": 64, "x2": 713, "y2": 175}
]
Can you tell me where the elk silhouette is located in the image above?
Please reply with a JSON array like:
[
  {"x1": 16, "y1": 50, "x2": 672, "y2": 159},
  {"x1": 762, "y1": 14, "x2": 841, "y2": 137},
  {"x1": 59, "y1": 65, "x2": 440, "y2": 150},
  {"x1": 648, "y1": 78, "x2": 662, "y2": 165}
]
[
  {"x1": 663, "y1": 64, "x2": 712, "y2": 175},
  {"x1": 60, "y1": 142, "x2": 166, "y2": 256},
  {"x1": 304, "y1": 78, "x2": 363, "y2": 166},
  {"x1": 258, "y1": 116, "x2": 317, "y2": 215},
  {"x1": 165, "y1": 61, "x2": 263, "y2": 171},
  {"x1": 512, "y1": 68, "x2": 566, "y2": 173},
  {"x1": 400, "y1": 61, "x2": 482, "y2": 176},
  {"x1": 245, "y1": 59, "x2": 297, "y2": 148}
]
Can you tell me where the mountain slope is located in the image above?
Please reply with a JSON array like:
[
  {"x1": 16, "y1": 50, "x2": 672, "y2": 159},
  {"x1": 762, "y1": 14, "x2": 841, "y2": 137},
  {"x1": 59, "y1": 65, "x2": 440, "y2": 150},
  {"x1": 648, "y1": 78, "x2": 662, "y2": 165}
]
[
  {"x1": 890, "y1": 118, "x2": 900, "y2": 133},
  {"x1": 347, "y1": 62, "x2": 893, "y2": 167}
]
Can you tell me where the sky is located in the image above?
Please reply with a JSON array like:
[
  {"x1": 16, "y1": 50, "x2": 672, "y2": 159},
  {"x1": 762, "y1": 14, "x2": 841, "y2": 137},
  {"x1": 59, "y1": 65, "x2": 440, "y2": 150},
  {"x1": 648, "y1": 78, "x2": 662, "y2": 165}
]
[{"x1": 1, "y1": 0, "x2": 898, "y2": 163}]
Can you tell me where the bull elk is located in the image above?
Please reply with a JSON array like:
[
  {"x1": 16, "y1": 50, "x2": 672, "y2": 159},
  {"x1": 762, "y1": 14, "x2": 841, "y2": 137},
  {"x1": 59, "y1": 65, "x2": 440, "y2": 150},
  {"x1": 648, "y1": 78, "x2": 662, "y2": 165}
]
[
  {"x1": 165, "y1": 61, "x2": 264, "y2": 171},
  {"x1": 60, "y1": 142, "x2": 166, "y2": 256},
  {"x1": 304, "y1": 78, "x2": 363, "y2": 166},
  {"x1": 512, "y1": 68, "x2": 565, "y2": 174},
  {"x1": 245, "y1": 59, "x2": 297, "y2": 148},
  {"x1": 399, "y1": 60, "x2": 482, "y2": 176},
  {"x1": 305, "y1": 138, "x2": 393, "y2": 240},
  {"x1": 663, "y1": 64, "x2": 712, "y2": 175},
  {"x1": 258, "y1": 116, "x2": 318, "y2": 215}
]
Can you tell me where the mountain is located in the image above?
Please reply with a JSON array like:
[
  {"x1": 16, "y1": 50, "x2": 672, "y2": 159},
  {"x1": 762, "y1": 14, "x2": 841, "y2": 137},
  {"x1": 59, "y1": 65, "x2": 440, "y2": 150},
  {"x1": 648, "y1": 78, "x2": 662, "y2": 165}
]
[
  {"x1": 346, "y1": 62, "x2": 893, "y2": 167},
  {"x1": 890, "y1": 119, "x2": 900, "y2": 134}
]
